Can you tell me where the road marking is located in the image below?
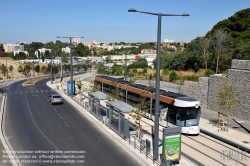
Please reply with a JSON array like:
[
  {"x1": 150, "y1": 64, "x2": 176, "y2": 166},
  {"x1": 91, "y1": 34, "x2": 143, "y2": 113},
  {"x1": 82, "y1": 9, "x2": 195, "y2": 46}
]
[
  {"x1": 54, "y1": 108, "x2": 57, "y2": 112},
  {"x1": 25, "y1": 91, "x2": 29, "y2": 93},
  {"x1": 35, "y1": 90, "x2": 39, "y2": 92},
  {"x1": 20, "y1": 91, "x2": 23, "y2": 94},
  {"x1": 45, "y1": 90, "x2": 48, "y2": 92},
  {"x1": 30, "y1": 91, "x2": 33, "y2": 93},
  {"x1": 58, "y1": 113, "x2": 62, "y2": 118},
  {"x1": 40, "y1": 90, "x2": 44, "y2": 92},
  {"x1": 64, "y1": 121, "x2": 70, "y2": 128},
  {"x1": 23, "y1": 94, "x2": 60, "y2": 151}
]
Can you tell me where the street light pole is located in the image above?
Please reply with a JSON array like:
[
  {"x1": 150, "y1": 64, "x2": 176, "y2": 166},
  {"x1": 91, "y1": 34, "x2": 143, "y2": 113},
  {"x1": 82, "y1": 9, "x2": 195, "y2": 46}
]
[
  {"x1": 6, "y1": 54, "x2": 8, "y2": 81},
  {"x1": 128, "y1": 8, "x2": 189, "y2": 161},
  {"x1": 57, "y1": 36, "x2": 84, "y2": 97},
  {"x1": 50, "y1": 47, "x2": 53, "y2": 84}
]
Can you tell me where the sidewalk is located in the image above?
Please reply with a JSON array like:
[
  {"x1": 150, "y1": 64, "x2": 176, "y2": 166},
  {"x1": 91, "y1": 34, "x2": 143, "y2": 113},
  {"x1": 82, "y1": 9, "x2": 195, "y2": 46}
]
[{"x1": 47, "y1": 73, "x2": 250, "y2": 165}]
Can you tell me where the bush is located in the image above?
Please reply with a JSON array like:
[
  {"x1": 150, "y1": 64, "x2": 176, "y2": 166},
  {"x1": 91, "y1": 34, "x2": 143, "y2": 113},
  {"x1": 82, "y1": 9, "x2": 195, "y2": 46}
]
[
  {"x1": 169, "y1": 71, "x2": 179, "y2": 82},
  {"x1": 162, "y1": 69, "x2": 170, "y2": 75},
  {"x1": 204, "y1": 69, "x2": 215, "y2": 77},
  {"x1": 180, "y1": 75, "x2": 199, "y2": 82}
]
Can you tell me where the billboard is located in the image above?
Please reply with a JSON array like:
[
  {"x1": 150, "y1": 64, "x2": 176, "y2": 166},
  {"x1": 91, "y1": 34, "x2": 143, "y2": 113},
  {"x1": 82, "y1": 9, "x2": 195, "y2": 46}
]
[{"x1": 164, "y1": 134, "x2": 181, "y2": 161}]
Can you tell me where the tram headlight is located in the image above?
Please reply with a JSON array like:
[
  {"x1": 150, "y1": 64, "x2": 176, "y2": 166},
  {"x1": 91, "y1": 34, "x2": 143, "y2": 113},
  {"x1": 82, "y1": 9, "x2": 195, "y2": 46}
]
[{"x1": 195, "y1": 104, "x2": 199, "y2": 108}]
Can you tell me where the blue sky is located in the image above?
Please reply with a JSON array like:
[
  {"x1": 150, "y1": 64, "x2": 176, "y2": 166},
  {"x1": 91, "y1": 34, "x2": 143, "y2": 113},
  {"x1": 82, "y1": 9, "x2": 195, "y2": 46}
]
[{"x1": 1, "y1": 0, "x2": 249, "y2": 43}]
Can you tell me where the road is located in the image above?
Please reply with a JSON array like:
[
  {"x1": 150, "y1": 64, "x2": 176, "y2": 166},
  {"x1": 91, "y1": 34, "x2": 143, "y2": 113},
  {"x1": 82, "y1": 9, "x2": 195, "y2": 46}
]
[{"x1": 3, "y1": 79, "x2": 141, "y2": 166}]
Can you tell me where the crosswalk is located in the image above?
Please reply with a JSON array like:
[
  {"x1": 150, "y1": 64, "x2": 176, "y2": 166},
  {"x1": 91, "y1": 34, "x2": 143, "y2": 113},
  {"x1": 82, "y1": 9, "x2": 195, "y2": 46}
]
[{"x1": 7, "y1": 89, "x2": 55, "y2": 95}]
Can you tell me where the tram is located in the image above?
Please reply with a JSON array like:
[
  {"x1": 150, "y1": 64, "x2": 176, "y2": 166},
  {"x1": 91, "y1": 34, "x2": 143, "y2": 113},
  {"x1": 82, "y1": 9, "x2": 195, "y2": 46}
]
[{"x1": 94, "y1": 75, "x2": 201, "y2": 135}]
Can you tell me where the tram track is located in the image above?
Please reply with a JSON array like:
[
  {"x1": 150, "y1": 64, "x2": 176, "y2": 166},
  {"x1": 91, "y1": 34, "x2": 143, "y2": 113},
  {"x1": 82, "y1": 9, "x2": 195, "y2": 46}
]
[{"x1": 181, "y1": 133, "x2": 250, "y2": 166}]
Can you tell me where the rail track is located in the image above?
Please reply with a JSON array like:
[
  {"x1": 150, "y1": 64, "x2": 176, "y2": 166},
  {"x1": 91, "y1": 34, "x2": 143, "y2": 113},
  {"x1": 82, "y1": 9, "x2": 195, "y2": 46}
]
[{"x1": 181, "y1": 132, "x2": 250, "y2": 166}]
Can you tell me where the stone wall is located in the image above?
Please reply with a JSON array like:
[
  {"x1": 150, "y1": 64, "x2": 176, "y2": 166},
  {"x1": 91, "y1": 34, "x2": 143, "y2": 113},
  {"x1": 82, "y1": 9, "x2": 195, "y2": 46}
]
[
  {"x1": 135, "y1": 59, "x2": 250, "y2": 120},
  {"x1": 227, "y1": 60, "x2": 250, "y2": 120},
  {"x1": 207, "y1": 74, "x2": 228, "y2": 112},
  {"x1": 180, "y1": 77, "x2": 209, "y2": 108}
]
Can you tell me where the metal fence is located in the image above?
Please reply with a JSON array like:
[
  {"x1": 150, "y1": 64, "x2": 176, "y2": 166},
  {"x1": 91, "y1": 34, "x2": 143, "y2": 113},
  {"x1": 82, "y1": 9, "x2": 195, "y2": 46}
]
[{"x1": 68, "y1": 93, "x2": 161, "y2": 165}]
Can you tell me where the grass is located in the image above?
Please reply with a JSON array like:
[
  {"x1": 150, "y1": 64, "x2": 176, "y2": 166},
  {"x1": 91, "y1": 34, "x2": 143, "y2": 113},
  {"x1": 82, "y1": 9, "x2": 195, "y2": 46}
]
[
  {"x1": 23, "y1": 77, "x2": 43, "y2": 85},
  {"x1": 130, "y1": 68, "x2": 207, "y2": 84}
]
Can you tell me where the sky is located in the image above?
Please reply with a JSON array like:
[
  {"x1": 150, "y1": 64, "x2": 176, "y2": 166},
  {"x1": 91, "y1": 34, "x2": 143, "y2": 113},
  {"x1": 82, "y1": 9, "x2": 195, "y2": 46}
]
[{"x1": 1, "y1": 0, "x2": 249, "y2": 44}]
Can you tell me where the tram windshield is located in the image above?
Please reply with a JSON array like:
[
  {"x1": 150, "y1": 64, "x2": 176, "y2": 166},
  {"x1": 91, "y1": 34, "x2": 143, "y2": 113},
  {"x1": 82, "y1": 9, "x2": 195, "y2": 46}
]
[{"x1": 176, "y1": 107, "x2": 200, "y2": 127}]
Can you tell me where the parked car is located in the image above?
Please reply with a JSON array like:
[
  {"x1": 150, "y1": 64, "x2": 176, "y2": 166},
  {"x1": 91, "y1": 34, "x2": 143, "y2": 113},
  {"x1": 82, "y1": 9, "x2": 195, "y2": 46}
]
[{"x1": 48, "y1": 94, "x2": 63, "y2": 105}]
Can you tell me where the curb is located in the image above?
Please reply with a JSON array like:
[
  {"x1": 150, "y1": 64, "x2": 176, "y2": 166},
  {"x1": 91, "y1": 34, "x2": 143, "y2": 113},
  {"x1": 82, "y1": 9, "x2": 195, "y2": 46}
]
[
  {"x1": 200, "y1": 127, "x2": 250, "y2": 153},
  {"x1": 0, "y1": 95, "x2": 19, "y2": 166}
]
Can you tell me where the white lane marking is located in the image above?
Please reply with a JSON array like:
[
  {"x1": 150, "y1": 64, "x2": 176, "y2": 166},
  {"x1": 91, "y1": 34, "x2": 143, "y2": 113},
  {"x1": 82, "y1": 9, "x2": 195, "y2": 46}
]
[
  {"x1": 54, "y1": 108, "x2": 57, "y2": 112},
  {"x1": 40, "y1": 90, "x2": 44, "y2": 92},
  {"x1": 23, "y1": 94, "x2": 60, "y2": 150},
  {"x1": 58, "y1": 113, "x2": 62, "y2": 118},
  {"x1": 25, "y1": 91, "x2": 29, "y2": 93},
  {"x1": 35, "y1": 90, "x2": 39, "y2": 92},
  {"x1": 45, "y1": 90, "x2": 48, "y2": 92},
  {"x1": 30, "y1": 91, "x2": 33, "y2": 93},
  {"x1": 20, "y1": 91, "x2": 23, "y2": 94},
  {"x1": 64, "y1": 121, "x2": 70, "y2": 128}
]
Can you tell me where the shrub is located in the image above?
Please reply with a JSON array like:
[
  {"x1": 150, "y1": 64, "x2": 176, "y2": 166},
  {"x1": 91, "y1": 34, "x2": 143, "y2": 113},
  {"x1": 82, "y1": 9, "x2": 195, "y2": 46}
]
[
  {"x1": 162, "y1": 69, "x2": 170, "y2": 76},
  {"x1": 204, "y1": 69, "x2": 215, "y2": 77},
  {"x1": 169, "y1": 71, "x2": 179, "y2": 82}
]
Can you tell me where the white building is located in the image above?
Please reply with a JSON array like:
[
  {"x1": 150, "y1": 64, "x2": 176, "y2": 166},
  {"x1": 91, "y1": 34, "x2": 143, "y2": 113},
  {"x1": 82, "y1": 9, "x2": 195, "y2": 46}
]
[
  {"x1": 62, "y1": 47, "x2": 71, "y2": 53},
  {"x1": 164, "y1": 38, "x2": 174, "y2": 43},
  {"x1": 35, "y1": 48, "x2": 51, "y2": 58},
  {"x1": 3, "y1": 43, "x2": 24, "y2": 53},
  {"x1": 3, "y1": 43, "x2": 29, "y2": 56},
  {"x1": 74, "y1": 36, "x2": 80, "y2": 45}
]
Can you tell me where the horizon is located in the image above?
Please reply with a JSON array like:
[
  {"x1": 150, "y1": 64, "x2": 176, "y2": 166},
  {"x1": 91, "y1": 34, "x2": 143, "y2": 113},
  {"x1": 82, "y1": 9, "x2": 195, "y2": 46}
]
[{"x1": 1, "y1": 0, "x2": 249, "y2": 44}]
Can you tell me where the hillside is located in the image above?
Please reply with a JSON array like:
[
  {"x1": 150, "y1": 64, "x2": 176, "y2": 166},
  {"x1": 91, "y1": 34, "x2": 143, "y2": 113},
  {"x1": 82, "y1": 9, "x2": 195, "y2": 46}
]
[
  {"x1": 206, "y1": 8, "x2": 250, "y2": 44},
  {"x1": 0, "y1": 57, "x2": 24, "y2": 79}
]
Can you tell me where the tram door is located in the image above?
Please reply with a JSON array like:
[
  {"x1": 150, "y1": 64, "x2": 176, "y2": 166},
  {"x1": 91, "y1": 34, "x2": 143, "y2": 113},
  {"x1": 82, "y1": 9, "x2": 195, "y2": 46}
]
[{"x1": 167, "y1": 106, "x2": 176, "y2": 125}]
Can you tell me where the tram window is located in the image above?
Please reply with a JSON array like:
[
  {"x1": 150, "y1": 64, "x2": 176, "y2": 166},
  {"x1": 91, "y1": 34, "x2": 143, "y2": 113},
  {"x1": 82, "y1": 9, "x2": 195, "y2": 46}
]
[
  {"x1": 167, "y1": 109, "x2": 176, "y2": 124},
  {"x1": 186, "y1": 109, "x2": 198, "y2": 120}
]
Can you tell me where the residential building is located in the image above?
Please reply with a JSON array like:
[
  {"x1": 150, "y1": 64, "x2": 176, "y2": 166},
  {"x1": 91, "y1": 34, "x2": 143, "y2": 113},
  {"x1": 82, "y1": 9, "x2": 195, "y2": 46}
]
[
  {"x1": 74, "y1": 36, "x2": 80, "y2": 45},
  {"x1": 164, "y1": 38, "x2": 174, "y2": 43},
  {"x1": 35, "y1": 48, "x2": 51, "y2": 58},
  {"x1": 3, "y1": 43, "x2": 29, "y2": 56}
]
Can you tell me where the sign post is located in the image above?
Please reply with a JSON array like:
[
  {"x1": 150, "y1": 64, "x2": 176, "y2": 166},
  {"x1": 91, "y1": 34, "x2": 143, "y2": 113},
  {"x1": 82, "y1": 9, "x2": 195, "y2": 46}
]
[{"x1": 162, "y1": 126, "x2": 181, "y2": 166}]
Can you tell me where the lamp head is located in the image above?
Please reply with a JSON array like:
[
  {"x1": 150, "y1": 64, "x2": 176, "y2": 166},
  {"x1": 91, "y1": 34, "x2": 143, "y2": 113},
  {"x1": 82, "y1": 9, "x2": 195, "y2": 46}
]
[
  {"x1": 181, "y1": 13, "x2": 190, "y2": 16},
  {"x1": 128, "y1": 8, "x2": 137, "y2": 12},
  {"x1": 56, "y1": 36, "x2": 60, "y2": 38}
]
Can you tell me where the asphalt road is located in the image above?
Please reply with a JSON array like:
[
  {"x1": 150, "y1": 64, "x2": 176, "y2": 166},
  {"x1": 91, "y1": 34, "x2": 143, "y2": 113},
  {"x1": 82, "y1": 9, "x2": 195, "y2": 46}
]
[{"x1": 3, "y1": 79, "x2": 141, "y2": 166}]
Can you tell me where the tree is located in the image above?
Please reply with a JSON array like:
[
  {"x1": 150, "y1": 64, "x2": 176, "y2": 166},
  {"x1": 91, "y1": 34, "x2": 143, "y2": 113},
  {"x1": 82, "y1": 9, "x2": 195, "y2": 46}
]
[
  {"x1": 76, "y1": 79, "x2": 83, "y2": 100},
  {"x1": 0, "y1": 64, "x2": 8, "y2": 79},
  {"x1": 23, "y1": 64, "x2": 31, "y2": 79},
  {"x1": 73, "y1": 43, "x2": 89, "y2": 57},
  {"x1": 129, "y1": 90, "x2": 150, "y2": 141},
  {"x1": 34, "y1": 65, "x2": 40, "y2": 76},
  {"x1": 217, "y1": 81, "x2": 240, "y2": 111},
  {"x1": 200, "y1": 37, "x2": 211, "y2": 70},
  {"x1": 41, "y1": 65, "x2": 47, "y2": 76},
  {"x1": 9, "y1": 65, "x2": 13, "y2": 78},
  {"x1": 211, "y1": 29, "x2": 231, "y2": 74}
]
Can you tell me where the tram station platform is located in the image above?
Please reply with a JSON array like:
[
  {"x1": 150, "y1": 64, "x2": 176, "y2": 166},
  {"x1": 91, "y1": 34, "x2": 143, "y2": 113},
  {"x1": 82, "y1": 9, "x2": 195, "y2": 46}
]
[{"x1": 46, "y1": 73, "x2": 250, "y2": 165}]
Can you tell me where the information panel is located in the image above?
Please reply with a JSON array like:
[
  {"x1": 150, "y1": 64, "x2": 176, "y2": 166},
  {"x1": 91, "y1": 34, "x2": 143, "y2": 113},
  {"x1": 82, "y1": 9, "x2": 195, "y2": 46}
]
[
  {"x1": 164, "y1": 134, "x2": 181, "y2": 161},
  {"x1": 67, "y1": 81, "x2": 75, "y2": 95}
]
